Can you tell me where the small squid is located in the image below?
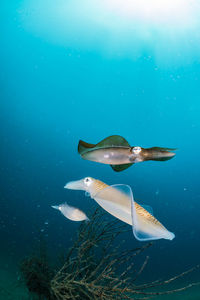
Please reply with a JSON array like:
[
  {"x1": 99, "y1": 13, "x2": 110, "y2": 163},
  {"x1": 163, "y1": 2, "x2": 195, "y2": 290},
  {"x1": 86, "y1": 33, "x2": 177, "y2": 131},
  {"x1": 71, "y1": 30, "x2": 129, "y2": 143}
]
[
  {"x1": 64, "y1": 177, "x2": 175, "y2": 242},
  {"x1": 52, "y1": 203, "x2": 89, "y2": 222},
  {"x1": 78, "y1": 135, "x2": 176, "y2": 171}
]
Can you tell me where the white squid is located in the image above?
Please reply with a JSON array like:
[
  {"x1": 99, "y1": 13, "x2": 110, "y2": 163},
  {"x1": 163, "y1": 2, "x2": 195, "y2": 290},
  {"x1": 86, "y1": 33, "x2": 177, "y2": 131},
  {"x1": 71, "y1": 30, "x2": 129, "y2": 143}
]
[{"x1": 64, "y1": 177, "x2": 175, "y2": 242}]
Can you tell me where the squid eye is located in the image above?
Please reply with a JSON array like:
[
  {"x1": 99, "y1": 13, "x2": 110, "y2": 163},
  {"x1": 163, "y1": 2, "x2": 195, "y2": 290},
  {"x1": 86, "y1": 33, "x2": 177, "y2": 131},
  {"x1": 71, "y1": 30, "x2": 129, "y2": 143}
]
[
  {"x1": 132, "y1": 146, "x2": 142, "y2": 155},
  {"x1": 84, "y1": 177, "x2": 92, "y2": 186}
]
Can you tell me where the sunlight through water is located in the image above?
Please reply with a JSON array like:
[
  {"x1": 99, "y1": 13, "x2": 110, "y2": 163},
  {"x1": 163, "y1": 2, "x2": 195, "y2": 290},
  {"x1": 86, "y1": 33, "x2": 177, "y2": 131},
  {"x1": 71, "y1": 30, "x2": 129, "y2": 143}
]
[{"x1": 19, "y1": 0, "x2": 200, "y2": 65}]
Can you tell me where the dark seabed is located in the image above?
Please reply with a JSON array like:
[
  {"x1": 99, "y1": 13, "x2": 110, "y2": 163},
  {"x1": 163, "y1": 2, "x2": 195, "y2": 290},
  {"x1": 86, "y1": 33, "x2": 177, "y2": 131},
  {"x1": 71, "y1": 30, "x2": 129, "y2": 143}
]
[{"x1": 1, "y1": 1, "x2": 200, "y2": 299}]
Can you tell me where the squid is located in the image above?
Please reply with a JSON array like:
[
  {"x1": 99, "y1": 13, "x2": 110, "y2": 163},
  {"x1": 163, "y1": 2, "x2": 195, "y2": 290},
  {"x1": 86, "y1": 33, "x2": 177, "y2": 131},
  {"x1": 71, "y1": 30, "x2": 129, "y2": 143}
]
[
  {"x1": 78, "y1": 135, "x2": 176, "y2": 171},
  {"x1": 52, "y1": 203, "x2": 89, "y2": 222},
  {"x1": 64, "y1": 177, "x2": 175, "y2": 242}
]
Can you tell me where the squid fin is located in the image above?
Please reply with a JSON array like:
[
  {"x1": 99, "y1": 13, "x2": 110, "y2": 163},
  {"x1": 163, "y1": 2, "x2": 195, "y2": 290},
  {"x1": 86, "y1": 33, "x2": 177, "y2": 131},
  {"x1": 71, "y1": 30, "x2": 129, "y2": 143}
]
[
  {"x1": 78, "y1": 140, "x2": 96, "y2": 155},
  {"x1": 110, "y1": 163, "x2": 133, "y2": 172},
  {"x1": 95, "y1": 135, "x2": 130, "y2": 148},
  {"x1": 131, "y1": 197, "x2": 175, "y2": 241},
  {"x1": 94, "y1": 184, "x2": 174, "y2": 241},
  {"x1": 93, "y1": 184, "x2": 133, "y2": 225},
  {"x1": 78, "y1": 135, "x2": 130, "y2": 155}
]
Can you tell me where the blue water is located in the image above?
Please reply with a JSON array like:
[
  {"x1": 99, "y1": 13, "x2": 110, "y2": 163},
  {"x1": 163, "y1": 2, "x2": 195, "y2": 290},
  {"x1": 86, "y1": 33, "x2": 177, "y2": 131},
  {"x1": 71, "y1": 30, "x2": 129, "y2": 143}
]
[{"x1": 1, "y1": 1, "x2": 200, "y2": 298}]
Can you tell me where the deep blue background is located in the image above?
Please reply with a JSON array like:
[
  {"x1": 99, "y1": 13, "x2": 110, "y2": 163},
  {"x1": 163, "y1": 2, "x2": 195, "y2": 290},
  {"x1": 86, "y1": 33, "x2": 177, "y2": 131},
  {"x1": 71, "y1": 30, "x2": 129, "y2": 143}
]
[{"x1": 1, "y1": 0, "x2": 200, "y2": 285}]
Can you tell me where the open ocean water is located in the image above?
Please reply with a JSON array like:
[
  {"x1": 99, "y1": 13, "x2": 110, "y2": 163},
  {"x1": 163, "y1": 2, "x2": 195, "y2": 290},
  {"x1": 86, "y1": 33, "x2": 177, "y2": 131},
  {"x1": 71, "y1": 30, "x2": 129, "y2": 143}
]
[{"x1": 1, "y1": 1, "x2": 200, "y2": 299}]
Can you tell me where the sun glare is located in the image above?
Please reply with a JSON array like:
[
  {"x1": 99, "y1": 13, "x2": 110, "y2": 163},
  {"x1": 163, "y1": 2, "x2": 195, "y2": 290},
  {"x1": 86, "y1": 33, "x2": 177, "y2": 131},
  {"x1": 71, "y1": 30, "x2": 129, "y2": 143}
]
[
  {"x1": 19, "y1": 0, "x2": 200, "y2": 65},
  {"x1": 101, "y1": 0, "x2": 195, "y2": 26}
]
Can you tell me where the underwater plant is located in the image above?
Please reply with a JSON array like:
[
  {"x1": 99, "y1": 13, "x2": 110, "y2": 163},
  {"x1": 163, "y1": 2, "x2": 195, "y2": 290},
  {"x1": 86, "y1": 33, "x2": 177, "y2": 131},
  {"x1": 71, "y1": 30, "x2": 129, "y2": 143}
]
[
  {"x1": 20, "y1": 236, "x2": 53, "y2": 299},
  {"x1": 20, "y1": 209, "x2": 199, "y2": 300},
  {"x1": 50, "y1": 209, "x2": 199, "y2": 300}
]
